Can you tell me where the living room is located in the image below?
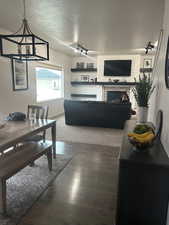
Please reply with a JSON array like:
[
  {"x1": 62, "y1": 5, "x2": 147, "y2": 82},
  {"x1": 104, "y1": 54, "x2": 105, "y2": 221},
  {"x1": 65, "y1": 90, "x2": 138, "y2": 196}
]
[{"x1": 0, "y1": 0, "x2": 169, "y2": 225}]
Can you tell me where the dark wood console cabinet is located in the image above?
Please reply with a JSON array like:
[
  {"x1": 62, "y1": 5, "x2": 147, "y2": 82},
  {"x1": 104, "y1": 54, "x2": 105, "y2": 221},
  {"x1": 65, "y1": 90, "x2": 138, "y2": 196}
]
[{"x1": 116, "y1": 121, "x2": 169, "y2": 225}]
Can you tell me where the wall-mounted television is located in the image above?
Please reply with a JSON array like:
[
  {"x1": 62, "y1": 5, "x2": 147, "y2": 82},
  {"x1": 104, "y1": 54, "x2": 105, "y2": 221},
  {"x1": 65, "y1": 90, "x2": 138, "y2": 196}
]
[{"x1": 104, "y1": 60, "x2": 132, "y2": 76}]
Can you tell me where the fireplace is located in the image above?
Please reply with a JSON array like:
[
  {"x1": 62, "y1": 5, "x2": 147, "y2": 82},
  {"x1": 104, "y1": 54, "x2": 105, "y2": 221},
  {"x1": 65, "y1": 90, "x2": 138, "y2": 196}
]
[
  {"x1": 102, "y1": 85, "x2": 131, "y2": 103},
  {"x1": 107, "y1": 91, "x2": 126, "y2": 102}
]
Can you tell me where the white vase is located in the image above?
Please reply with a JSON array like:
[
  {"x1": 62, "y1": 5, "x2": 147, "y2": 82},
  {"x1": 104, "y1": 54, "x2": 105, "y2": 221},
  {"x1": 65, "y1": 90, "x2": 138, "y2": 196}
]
[{"x1": 138, "y1": 107, "x2": 148, "y2": 123}]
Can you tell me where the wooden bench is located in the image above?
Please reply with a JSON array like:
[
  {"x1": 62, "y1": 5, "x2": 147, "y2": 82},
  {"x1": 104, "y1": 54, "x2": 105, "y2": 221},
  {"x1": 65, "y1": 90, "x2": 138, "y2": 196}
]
[{"x1": 0, "y1": 141, "x2": 52, "y2": 215}]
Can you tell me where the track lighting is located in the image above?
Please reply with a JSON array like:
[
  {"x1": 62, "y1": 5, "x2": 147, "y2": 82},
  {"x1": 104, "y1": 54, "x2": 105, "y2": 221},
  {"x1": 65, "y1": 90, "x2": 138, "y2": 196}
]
[
  {"x1": 145, "y1": 41, "x2": 155, "y2": 54},
  {"x1": 73, "y1": 43, "x2": 88, "y2": 55}
]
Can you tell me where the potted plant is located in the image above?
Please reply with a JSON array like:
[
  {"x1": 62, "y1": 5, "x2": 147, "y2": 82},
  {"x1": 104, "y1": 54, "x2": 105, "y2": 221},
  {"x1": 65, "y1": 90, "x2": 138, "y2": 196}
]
[{"x1": 132, "y1": 74, "x2": 154, "y2": 123}]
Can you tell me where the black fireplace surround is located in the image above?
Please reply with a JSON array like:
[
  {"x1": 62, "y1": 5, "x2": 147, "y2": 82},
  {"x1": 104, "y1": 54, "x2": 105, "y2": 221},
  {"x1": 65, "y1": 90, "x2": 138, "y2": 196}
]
[
  {"x1": 107, "y1": 91, "x2": 126, "y2": 102},
  {"x1": 64, "y1": 100, "x2": 131, "y2": 129}
]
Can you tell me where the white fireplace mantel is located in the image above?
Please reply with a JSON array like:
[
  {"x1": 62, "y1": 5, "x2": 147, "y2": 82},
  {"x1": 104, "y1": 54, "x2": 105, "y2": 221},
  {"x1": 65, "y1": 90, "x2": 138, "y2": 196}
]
[{"x1": 71, "y1": 82, "x2": 136, "y2": 107}]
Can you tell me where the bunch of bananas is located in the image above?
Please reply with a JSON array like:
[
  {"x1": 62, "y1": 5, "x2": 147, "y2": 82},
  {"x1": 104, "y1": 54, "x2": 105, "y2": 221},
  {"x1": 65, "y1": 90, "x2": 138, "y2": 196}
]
[{"x1": 128, "y1": 131, "x2": 155, "y2": 144}]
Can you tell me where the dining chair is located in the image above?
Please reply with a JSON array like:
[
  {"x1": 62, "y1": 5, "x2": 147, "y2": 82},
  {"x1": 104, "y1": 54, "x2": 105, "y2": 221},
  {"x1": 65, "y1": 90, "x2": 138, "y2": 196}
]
[
  {"x1": 26, "y1": 105, "x2": 49, "y2": 142},
  {"x1": 26, "y1": 105, "x2": 49, "y2": 167},
  {"x1": 27, "y1": 104, "x2": 48, "y2": 120}
]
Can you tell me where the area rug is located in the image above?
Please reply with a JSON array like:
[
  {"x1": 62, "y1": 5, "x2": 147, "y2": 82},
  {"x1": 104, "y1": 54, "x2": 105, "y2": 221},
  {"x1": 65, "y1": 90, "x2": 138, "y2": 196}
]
[
  {"x1": 0, "y1": 154, "x2": 72, "y2": 225},
  {"x1": 54, "y1": 116, "x2": 124, "y2": 147}
]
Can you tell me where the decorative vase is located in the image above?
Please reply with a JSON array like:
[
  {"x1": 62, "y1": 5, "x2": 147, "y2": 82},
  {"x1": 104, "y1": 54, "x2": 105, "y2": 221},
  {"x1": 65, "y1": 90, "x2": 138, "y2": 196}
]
[{"x1": 138, "y1": 107, "x2": 148, "y2": 123}]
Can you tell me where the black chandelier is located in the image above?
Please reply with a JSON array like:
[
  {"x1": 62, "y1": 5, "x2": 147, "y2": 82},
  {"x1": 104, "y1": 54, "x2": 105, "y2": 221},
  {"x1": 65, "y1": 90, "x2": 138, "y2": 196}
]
[{"x1": 0, "y1": 0, "x2": 49, "y2": 61}]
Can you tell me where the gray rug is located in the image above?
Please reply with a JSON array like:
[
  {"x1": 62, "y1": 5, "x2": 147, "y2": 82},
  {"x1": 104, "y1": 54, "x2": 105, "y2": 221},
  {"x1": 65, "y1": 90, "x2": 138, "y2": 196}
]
[{"x1": 0, "y1": 154, "x2": 72, "y2": 225}]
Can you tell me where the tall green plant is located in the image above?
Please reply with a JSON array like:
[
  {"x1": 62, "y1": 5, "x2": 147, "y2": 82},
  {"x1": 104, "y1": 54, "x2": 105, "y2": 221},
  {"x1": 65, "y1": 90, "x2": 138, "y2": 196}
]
[{"x1": 132, "y1": 74, "x2": 155, "y2": 107}]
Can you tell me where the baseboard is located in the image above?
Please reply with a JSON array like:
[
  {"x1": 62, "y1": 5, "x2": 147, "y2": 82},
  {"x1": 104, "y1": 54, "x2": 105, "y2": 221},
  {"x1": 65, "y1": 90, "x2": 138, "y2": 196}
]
[{"x1": 49, "y1": 112, "x2": 64, "y2": 119}]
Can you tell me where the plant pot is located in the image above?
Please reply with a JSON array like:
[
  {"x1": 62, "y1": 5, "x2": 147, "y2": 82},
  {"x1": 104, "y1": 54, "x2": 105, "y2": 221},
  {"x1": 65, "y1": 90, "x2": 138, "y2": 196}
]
[{"x1": 138, "y1": 107, "x2": 148, "y2": 123}]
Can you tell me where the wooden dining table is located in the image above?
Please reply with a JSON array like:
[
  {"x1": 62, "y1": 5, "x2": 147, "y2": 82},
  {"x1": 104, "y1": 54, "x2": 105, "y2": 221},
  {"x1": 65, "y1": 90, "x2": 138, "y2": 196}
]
[{"x1": 0, "y1": 119, "x2": 56, "y2": 158}]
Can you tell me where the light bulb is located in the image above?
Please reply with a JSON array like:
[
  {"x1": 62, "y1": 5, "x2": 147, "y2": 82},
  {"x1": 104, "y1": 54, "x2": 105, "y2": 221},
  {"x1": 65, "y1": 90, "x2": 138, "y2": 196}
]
[
  {"x1": 18, "y1": 45, "x2": 22, "y2": 54},
  {"x1": 26, "y1": 45, "x2": 31, "y2": 55},
  {"x1": 74, "y1": 48, "x2": 78, "y2": 53},
  {"x1": 154, "y1": 40, "x2": 158, "y2": 48}
]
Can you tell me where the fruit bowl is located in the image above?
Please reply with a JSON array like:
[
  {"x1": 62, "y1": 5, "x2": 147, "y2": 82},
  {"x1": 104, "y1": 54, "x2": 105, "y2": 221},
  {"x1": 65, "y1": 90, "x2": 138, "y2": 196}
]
[
  {"x1": 128, "y1": 135, "x2": 155, "y2": 149},
  {"x1": 128, "y1": 124, "x2": 155, "y2": 150}
]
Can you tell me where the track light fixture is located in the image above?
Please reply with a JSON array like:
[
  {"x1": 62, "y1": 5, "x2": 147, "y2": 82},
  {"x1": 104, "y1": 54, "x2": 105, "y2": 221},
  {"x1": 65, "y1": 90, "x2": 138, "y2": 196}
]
[
  {"x1": 145, "y1": 41, "x2": 155, "y2": 54},
  {"x1": 74, "y1": 43, "x2": 88, "y2": 55}
]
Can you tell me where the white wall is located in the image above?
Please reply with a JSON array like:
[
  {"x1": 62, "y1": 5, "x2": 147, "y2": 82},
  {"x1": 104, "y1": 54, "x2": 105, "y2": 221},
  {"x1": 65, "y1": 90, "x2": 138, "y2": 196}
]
[
  {"x1": 0, "y1": 28, "x2": 72, "y2": 118},
  {"x1": 147, "y1": 2, "x2": 169, "y2": 223},
  {"x1": 70, "y1": 56, "x2": 101, "y2": 100},
  {"x1": 148, "y1": 0, "x2": 169, "y2": 155},
  {"x1": 71, "y1": 55, "x2": 143, "y2": 101}
]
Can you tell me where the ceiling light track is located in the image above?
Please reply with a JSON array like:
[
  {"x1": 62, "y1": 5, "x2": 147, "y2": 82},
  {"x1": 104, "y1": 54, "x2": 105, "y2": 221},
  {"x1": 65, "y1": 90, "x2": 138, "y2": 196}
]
[
  {"x1": 145, "y1": 41, "x2": 155, "y2": 54},
  {"x1": 74, "y1": 43, "x2": 88, "y2": 55}
]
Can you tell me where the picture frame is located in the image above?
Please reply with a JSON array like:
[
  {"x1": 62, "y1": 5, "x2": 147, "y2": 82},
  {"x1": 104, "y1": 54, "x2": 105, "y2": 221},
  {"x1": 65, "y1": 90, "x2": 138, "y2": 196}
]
[
  {"x1": 143, "y1": 58, "x2": 152, "y2": 68},
  {"x1": 81, "y1": 75, "x2": 89, "y2": 82},
  {"x1": 11, "y1": 59, "x2": 28, "y2": 91}
]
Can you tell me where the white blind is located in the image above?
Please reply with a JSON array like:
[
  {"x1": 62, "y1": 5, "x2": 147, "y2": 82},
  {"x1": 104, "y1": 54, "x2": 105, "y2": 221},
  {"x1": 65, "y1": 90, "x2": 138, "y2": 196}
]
[{"x1": 37, "y1": 62, "x2": 63, "y2": 71}]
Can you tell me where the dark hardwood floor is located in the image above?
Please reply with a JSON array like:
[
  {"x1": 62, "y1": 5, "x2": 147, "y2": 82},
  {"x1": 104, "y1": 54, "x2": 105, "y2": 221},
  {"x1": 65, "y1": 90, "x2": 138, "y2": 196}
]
[{"x1": 18, "y1": 141, "x2": 119, "y2": 225}]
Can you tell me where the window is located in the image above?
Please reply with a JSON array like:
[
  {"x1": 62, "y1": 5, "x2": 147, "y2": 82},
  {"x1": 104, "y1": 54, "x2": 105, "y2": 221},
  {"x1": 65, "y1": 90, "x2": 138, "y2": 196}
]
[{"x1": 36, "y1": 66, "x2": 63, "y2": 102}]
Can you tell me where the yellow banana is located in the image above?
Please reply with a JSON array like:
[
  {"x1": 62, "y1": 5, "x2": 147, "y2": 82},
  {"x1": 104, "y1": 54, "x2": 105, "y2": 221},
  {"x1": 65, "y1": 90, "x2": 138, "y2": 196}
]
[
  {"x1": 128, "y1": 131, "x2": 153, "y2": 138},
  {"x1": 133, "y1": 133, "x2": 155, "y2": 143}
]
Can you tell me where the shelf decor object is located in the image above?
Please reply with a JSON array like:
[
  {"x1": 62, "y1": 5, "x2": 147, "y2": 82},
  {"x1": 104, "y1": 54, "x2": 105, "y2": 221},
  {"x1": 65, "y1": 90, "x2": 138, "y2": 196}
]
[
  {"x1": 76, "y1": 62, "x2": 85, "y2": 69},
  {"x1": 0, "y1": 0, "x2": 49, "y2": 61},
  {"x1": 81, "y1": 75, "x2": 89, "y2": 82},
  {"x1": 87, "y1": 63, "x2": 94, "y2": 69},
  {"x1": 143, "y1": 58, "x2": 152, "y2": 68}
]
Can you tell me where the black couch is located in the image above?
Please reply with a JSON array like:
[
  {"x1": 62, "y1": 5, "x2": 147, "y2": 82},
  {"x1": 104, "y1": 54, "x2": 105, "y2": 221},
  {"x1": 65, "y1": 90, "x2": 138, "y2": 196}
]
[{"x1": 64, "y1": 100, "x2": 131, "y2": 129}]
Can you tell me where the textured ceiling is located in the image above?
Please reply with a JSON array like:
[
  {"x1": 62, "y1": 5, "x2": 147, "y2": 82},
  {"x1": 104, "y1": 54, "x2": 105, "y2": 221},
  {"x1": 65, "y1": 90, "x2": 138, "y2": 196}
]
[{"x1": 0, "y1": 0, "x2": 164, "y2": 55}]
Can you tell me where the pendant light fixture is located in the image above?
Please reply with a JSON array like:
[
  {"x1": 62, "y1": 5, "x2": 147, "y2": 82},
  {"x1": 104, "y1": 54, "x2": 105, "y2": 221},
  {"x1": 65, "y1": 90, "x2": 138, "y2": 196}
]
[{"x1": 0, "y1": 0, "x2": 49, "y2": 61}]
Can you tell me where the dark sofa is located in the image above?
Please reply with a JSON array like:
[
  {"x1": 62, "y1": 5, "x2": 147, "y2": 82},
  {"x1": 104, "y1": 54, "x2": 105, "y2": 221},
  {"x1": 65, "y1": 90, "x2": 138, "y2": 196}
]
[{"x1": 64, "y1": 100, "x2": 131, "y2": 129}]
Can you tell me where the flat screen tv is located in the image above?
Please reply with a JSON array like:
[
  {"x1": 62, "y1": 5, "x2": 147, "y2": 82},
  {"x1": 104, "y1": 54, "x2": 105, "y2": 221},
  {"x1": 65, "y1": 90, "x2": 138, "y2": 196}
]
[{"x1": 104, "y1": 60, "x2": 132, "y2": 76}]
